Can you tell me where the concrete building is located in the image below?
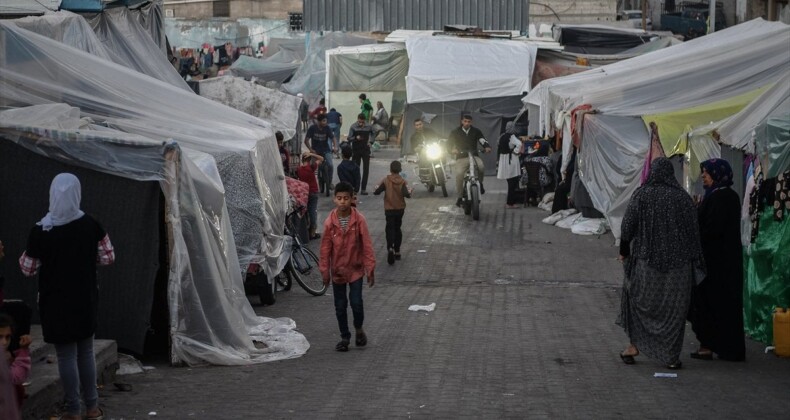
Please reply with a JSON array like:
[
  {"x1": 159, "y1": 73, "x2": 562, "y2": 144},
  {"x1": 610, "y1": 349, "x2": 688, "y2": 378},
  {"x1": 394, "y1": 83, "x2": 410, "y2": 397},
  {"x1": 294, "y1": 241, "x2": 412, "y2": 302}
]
[{"x1": 163, "y1": 0, "x2": 301, "y2": 20}]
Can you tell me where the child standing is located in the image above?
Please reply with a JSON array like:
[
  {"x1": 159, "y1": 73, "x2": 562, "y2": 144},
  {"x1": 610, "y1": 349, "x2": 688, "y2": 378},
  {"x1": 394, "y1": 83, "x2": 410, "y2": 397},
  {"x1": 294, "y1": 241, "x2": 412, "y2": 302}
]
[
  {"x1": 336, "y1": 147, "x2": 361, "y2": 195},
  {"x1": 373, "y1": 161, "x2": 412, "y2": 265},
  {"x1": 319, "y1": 182, "x2": 376, "y2": 352},
  {"x1": 296, "y1": 152, "x2": 324, "y2": 240},
  {"x1": 0, "y1": 314, "x2": 31, "y2": 409}
]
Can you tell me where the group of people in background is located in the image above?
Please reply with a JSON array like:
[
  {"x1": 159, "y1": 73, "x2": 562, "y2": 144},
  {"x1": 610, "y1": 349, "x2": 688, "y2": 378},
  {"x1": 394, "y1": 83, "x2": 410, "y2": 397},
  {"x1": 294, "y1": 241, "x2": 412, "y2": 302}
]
[{"x1": 171, "y1": 41, "x2": 264, "y2": 80}]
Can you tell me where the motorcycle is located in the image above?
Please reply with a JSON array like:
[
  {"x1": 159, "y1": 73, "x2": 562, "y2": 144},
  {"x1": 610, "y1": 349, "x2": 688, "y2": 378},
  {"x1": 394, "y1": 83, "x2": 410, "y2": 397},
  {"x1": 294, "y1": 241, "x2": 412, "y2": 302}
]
[
  {"x1": 414, "y1": 139, "x2": 449, "y2": 197},
  {"x1": 460, "y1": 139, "x2": 490, "y2": 221}
]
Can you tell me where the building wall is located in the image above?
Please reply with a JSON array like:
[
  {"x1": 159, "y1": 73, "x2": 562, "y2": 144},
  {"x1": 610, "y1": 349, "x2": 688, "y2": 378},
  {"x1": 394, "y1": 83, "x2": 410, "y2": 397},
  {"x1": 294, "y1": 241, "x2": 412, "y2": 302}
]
[
  {"x1": 164, "y1": 0, "x2": 302, "y2": 19},
  {"x1": 530, "y1": 0, "x2": 618, "y2": 25}
]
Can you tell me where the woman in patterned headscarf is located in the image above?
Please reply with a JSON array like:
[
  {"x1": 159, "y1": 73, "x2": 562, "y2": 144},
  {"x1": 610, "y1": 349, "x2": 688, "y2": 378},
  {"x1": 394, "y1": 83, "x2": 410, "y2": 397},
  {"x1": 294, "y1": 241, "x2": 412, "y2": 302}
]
[
  {"x1": 617, "y1": 157, "x2": 705, "y2": 369},
  {"x1": 687, "y1": 158, "x2": 745, "y2": 361}
]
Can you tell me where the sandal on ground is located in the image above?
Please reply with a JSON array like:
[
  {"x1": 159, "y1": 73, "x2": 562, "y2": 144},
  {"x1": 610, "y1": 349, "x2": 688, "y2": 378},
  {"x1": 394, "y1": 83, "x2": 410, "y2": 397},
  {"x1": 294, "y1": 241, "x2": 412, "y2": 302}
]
[
  {"x1": 335, "y1": 339, "x2": 350, "y2": 352},
  {"x1": 690, "y1": 351, "x2": 713, "y2": 360},
  {"x1": 619, "y1": 352, "x2": 636, "y2": 365},
  {"x1": 356, "y1": 331, "x2": 367, "y2": 347},
  {"x1": 86, "y1": 407, "x2": 105, "y2": 420},
  {"x1": 666, "y1": 360, "x2": 683, "y2": 370},
  {"x1": 310, "y1": 233, "x2": 321, "y2": 240}
]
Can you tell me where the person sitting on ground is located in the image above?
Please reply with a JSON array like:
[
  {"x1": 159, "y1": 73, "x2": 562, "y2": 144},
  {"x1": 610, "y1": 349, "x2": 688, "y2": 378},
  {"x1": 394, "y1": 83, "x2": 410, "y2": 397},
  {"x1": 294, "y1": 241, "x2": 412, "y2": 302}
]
[
  {"x1": 296, "y1": 152, "x2": 325, "y2": 240},
  {"x1": 0, "y1": 314, "x2": 31, "y2": 409},
  {"x1": 373, "y1": 161, "x2": 412, "y2": 265},
  {"x1": 337, "y1": 147, "x2": 361, "y2": 196},
  {"x1": 319, "y1": 182, "x2": 376, "y2": 352},
  {"x1": 448, "y1": 114, "x2": 491, "y2": 207},
  {"x1": 371, "y1": 101, "x2": 389, "y2": 140}
]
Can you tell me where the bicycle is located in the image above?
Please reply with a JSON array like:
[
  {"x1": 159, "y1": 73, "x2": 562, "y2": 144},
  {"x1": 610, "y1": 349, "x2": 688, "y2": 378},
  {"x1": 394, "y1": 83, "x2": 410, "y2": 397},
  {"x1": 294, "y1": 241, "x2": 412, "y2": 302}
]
[{"x1": 274, "y1": 210, "x2": 328, "y2": 296}]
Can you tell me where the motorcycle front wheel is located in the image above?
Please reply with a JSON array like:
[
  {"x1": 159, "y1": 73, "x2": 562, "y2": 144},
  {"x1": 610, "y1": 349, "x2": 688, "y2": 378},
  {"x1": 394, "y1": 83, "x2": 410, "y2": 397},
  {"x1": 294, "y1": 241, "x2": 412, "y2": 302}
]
[
  {"x1": 436, "y1": 168, "x2": 448, "y2": 197},
  {"x1": 471, "y1": 184, "x2": 480, "y2": 220}
]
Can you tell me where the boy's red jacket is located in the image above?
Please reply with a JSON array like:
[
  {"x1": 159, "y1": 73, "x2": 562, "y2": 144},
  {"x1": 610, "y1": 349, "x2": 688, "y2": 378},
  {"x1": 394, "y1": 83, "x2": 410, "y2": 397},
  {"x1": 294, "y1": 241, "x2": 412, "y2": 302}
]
[{"x1": 319, "y1": 208, "x2": 376, "y2": 284}]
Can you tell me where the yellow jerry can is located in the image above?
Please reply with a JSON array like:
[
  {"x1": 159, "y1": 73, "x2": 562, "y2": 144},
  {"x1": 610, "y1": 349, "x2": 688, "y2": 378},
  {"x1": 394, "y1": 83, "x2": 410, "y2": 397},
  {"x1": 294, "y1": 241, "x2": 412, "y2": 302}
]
[{"x1": 775, "y1": 307, "x2": 790, "y2": 358}]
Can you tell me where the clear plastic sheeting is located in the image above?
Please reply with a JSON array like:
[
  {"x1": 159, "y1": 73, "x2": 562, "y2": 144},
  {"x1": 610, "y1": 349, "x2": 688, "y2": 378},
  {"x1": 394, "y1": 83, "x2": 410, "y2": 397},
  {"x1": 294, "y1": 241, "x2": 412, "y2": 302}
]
[
  {"x1": 281, "y1": 32, "x2": 378, "y2": 105},
  {"x1": 326, "y1": 43, "x2": 408, "y2": 92},
  {"x1": 578, "y1": 114, "x2": 649, "y2": 239},
  {"x1": 524, "y1": 19, "x2": 790, "y2": 137},
  {"x1": 228, "y1": 55, "x2": 301, "y2": 84},
  {"x1": 85, "y1": 7, "x2": 189, "y2": 90},
  {"x1": 0, "y1": 104, "x2": 309, "y2": 366},
  {"x1": 405, "y1": 36, "x2": 537, "y2": 104},
  {"x1": 756, "y1": 116, "x2": 790, "y2": 179},
  {"x1": 199, "y1": 76, "x2": 301, "y2": 141},
  {"x1": 0, "y1": 20, "x2": 288, "y2": 280},
  {"x1": 130, "y1": 0, "x2": 167, "y2": 54},
  {"x1": 9, "y1": 11, "x2": 188, "y2": 91}
]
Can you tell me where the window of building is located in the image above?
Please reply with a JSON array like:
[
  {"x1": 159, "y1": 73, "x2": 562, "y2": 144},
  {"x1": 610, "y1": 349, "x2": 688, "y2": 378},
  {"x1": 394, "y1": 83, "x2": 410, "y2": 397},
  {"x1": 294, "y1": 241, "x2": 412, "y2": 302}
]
[
  {"x1": 213, "y1": 1, "x2": 230, "y2": 18},
  {"x1": 289, "y1": 12, "x2": 303, "y2": 31}
]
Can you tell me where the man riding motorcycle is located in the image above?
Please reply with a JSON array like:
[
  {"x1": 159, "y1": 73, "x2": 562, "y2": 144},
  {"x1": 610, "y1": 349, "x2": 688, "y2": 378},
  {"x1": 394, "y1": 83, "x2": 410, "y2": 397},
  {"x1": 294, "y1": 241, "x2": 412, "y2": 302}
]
[
  {"x1": 448, "y1": 114, "x2": 491, "y2": 207},
  {"x1": 411, "y1": 119, "x2": 439, "y2": 171}
]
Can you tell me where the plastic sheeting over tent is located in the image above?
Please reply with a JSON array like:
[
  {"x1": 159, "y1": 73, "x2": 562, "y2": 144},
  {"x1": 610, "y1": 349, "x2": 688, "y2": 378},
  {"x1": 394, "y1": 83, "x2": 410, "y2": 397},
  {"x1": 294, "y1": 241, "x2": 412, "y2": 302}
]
[
  {"x1": 0, "y1": 104, "x2": 309, "y2": 366},
  {"x1": 521, "y1": 19, "x2": 790, "y2": 239},
  {"x1": 405, "y1": 36, "x2": 537, "y2": 104},
  {"x1": 228, "y1": 55, "x2": 301, "y2": 84},
  {"x1": 0, "y1": 20, "x2": 289, "y2": 280},
  {"x1": 199, "y1": 76, "x2": 302, "y2": 141},
  {"x1": 9, "y1": 11, "x2": 188, "y2": 90},
  {"x1": 281, "y1": 32, "x2": 377, "y2": 106}
]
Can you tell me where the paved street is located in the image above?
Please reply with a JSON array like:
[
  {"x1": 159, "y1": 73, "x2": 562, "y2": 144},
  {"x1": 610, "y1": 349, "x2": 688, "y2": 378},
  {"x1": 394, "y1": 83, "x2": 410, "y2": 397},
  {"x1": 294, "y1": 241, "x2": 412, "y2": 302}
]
[{"x1": 101, "y1": 149, "x2": 790, "y2": 419}]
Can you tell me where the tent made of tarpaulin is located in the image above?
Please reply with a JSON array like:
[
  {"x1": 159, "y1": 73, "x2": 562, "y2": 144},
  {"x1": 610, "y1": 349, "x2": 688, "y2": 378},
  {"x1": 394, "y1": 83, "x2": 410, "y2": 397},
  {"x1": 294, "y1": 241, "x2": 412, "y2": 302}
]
[
  {"x1": 264, "y1": 37, "x2": 307, "y2": 59},
  {"x1": 521, "y1": 19, "x2": 790, "y2": 238},
  {"x1": 523, "y1": 19, "x2": 790, "y2": 139},
  {"x1": 325, "y1": 42, "x2": 409, "y2": 137},
  {"x1": 8, "y1": 10, "x2": 188, "y2": 91},
  {"x1": 552, "y1": 24, "x2": 663, "y2": 55},
  {"x1": 0, "y1": 104, "x2": 308, "y2": 366},
  {"x1": 281, "y1": 32, "x2": 377, "y2": 107},
  {"x1": 199, "y1": 76, "x2": 302, "y2": 142},
  {"x1": 0, "y1": 20, "x2": 289, "y2": 279},
  {"x1": 401, "y1": 36, "x2": 536, "y2": 167},
  {"x1": 404, "y1": 36, "x2": 537, "y2": 105},
  {"x1": 228, "y1": 55, "x2": 301, "y2": 84},
  {"x1": 532, "y1": 36, "x2": 681, "y2": 87}
]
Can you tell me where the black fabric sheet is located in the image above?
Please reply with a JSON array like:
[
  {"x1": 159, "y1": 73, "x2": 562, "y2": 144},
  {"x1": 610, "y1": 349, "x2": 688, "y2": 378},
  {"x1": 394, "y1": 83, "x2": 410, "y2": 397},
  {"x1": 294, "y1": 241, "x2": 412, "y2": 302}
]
[
  {"x1": 559, "y1": 27, "x2": 653, "y2": 55},
  {"x1": 0, "y1": 139, "x2": 161, "y2": 354}
]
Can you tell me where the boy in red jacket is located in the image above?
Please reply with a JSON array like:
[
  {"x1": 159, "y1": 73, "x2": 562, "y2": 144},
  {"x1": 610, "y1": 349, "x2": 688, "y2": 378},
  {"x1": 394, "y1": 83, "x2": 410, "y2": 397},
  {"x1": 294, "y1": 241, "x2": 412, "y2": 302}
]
[{"x1": 319, "y1": 182, "x2": 376, "y2": 352}]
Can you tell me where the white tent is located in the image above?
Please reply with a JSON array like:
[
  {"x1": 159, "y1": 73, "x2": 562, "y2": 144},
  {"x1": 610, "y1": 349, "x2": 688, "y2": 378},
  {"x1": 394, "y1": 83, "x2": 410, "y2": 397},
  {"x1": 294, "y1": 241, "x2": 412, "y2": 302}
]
[
  {"x1": 405, "y1": 36, "x2": 537, "y2": 104},
  {"x1": 0, "y1": 104, "x2": 308, "y2": 366},
  {"x1": 521, "y1": 19, "x2": 790, "y2": 239},
  {"x1": 325, "y1": 42, "x2": 409, "y2": 137}
]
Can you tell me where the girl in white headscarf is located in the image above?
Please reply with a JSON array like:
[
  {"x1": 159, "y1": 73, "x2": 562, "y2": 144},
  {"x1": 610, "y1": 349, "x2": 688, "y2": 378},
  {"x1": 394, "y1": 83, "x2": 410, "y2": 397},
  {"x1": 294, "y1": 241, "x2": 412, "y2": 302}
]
[{"x1": 19, "y1": 173, "x2": 114, "y2": 420}]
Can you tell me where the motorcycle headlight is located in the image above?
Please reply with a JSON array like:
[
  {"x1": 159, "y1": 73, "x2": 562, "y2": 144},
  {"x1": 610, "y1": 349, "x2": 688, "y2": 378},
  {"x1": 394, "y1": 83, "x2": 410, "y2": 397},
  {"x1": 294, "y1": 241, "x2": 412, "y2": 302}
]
[{"x1": 426, "y1": 143, "x2": 442, "y2": 160}]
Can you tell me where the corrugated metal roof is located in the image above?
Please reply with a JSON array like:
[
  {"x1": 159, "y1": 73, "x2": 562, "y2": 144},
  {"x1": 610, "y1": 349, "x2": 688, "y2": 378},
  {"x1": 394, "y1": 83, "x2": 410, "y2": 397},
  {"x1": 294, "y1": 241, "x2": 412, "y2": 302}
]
[
  {"x1": 0, "y1": 0, "x2": 61, "y2": 16},
  {"x1": 304, "y1": 0, "x2": 530, "y2": 33}
]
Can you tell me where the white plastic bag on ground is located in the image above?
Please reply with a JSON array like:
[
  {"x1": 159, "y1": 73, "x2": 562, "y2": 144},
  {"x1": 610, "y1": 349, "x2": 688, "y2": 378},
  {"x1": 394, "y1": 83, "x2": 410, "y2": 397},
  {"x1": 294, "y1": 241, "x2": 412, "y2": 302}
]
[
  {"x1": 537, "y1": 201, "x2": 553, "y2": 212},
  {"x1": 571, "y1": 217, "x2": 609, "y2": 235},
  {"x1": 408, "y1": 303, "x2": 436, "y2": 312},
  {"x1": 556, "y1": 213, "x2": 582, "y2": 229},
  {"x1": 541, "y1": 192, "x2": 555, "y2": 204},
  {"x1": 542, "y1": 208, "x2": 577, "y2": 225}
]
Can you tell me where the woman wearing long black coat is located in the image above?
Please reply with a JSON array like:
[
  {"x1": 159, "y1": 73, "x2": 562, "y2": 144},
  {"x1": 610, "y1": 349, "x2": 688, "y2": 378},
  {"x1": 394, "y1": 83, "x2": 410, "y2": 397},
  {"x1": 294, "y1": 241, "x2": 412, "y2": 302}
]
[{"x1": 688, "y1": 158, "x2": 746, "y2": 361}]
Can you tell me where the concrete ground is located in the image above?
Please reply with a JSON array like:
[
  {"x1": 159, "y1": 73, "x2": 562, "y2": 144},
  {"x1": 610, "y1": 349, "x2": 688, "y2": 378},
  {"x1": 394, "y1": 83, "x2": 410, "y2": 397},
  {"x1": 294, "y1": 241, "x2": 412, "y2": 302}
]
[{"x1": 99, "y1": 149, "x2": 790, "y2": 419}]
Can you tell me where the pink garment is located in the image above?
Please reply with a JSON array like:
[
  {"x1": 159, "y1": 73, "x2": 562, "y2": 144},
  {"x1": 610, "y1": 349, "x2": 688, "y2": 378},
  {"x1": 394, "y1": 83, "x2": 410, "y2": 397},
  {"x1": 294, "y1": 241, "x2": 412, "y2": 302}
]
[
  {"x1": 9, "y1": 348, "x2": 30, "y2": 385},
  {"x1": 640, "y1": 122, "x2": 666, "y2": 185}
]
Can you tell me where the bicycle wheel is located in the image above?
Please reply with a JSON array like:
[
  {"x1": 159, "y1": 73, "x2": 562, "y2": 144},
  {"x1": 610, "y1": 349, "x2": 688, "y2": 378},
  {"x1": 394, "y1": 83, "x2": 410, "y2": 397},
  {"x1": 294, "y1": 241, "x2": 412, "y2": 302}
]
[
  {"x1": 471, "y1": 184, "x2": 480, "y2": 221},
  {"x1": 290, "y1": 247, "x2": 327, "y2": 296}
]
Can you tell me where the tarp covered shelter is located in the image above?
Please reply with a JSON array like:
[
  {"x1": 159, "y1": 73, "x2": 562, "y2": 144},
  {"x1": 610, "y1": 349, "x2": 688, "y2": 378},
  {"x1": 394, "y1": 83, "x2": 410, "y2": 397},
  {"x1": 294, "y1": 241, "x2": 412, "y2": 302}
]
[
  {"x1": 400, "y1": 36, "x2": 537, "y2": 166},
  {"x1": 325, "y1": 42, "x2": 409, "y2": 138},
  {"x1": 522, "y1": 19, "x2": 790, "y2": 238},
  {"x1": 0, "y1": 18, "x2": 289, "y2": 281},
  {"x1": 281, "y1": 32, "x2": 377, "y2": 107},
  {"x1": 228, "y1": 55, "x2": 301, "y2": 85},
  {"x1": 9, "y1": 10, "x2": 187, "y2": 90},
  {"x1": 0, "y1": 104, "x2": 309, "y2": 365}
]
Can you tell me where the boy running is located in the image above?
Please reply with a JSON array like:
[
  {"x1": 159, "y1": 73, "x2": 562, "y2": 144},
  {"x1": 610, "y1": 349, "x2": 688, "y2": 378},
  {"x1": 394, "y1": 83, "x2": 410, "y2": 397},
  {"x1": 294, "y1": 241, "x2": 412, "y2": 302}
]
[{"x1": 373, "y1": 161, "x2": 412, "y2": 265}]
